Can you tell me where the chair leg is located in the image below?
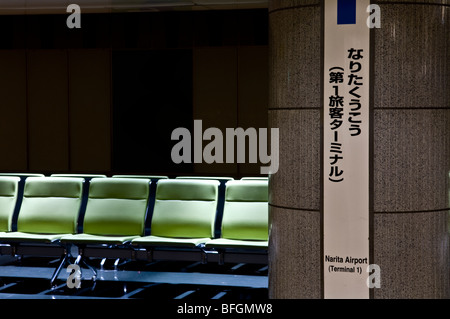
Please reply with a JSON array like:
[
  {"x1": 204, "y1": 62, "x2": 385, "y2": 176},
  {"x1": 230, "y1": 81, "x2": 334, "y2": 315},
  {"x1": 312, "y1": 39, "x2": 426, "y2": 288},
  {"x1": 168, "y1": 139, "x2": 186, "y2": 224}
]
[
  {"x1": 81, "y1": 258, "x2": 97, "y2": 280},
  {"x1": 74, "y1": 253, "x2": 97, "y2": 281},
  {"x1": 100, "y1": 257, "x2": 107, "y2": 270},
  {"x1": 75, "y1": 246, "x2": 97, "y2": 278},
  {"x1": 50, "y1": 254, "x2": 69, "y2": 288},
  {"x1": 114, "y1": 258, "x2": 121, "y2": 271}
]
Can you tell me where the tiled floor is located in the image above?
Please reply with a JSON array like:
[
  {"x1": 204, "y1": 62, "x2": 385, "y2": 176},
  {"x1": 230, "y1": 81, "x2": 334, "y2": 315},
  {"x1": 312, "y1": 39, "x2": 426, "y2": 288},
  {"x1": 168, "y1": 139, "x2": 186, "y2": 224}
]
[{"x1": 0, "y1": 256, "x2": 268, "y2": 300}]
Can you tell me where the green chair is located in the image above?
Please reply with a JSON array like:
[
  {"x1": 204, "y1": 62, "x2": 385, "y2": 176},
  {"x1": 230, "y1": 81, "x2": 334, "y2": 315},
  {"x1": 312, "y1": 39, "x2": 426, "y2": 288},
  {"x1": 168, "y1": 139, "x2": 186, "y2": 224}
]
[
  {"x1": 51, "y1": 174, "x2": 108, "y2": 233},
  {"x1": 175, "y1": 176, "x2": 234, "y2": 238},
  {"x1": 0, "y1": 177, "x2": 20, "y2": 233},
  {"x1": 132, "y1": 179, "x2": 219, "y2": 248},
  {"x1": 205, "y1": 180, "x2": 268, "y2": 250},
  {"x1": 60, "y1": 178, "x2": 150, "y2": 245},
  {"x1": 0, "y1": 174, "x2": 46, "y2": 232},
  {"x1": 0, "y1": 177, "x2": 84, "y2": 243}
]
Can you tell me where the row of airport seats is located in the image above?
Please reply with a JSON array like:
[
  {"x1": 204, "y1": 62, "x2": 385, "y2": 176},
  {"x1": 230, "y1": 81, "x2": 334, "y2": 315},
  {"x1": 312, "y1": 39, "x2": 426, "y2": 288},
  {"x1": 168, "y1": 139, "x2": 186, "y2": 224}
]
[{"x1": 0, "y1": 173, "x2": 268, "y2": 285}]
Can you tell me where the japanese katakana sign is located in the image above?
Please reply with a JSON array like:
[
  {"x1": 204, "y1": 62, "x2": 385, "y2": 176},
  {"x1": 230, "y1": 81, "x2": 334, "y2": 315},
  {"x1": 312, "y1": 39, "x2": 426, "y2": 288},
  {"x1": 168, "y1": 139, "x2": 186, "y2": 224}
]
[{"x1": 323, "y1": 0, "x2": 371, "y2": 299}]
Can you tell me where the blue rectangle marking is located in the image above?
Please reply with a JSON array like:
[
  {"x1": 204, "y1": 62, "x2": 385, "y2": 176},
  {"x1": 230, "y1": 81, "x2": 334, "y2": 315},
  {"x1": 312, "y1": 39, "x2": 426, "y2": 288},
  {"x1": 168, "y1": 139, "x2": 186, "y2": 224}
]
[{"x1": 337, "y1": 0, "x2": 356, "y2": 25}]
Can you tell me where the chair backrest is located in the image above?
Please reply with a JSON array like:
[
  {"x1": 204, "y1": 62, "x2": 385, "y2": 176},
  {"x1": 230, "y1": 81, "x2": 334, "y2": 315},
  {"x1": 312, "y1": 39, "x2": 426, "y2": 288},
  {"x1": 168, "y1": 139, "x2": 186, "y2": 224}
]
[
  {"x1": 176, "y1": 176, "x2": 234, "y2": 182},
  {"x1": 17, "y1": 177, "x2": 84, "y2": 234},
  {"x1": 51, "y1": 174, "x2": 107, "y2": 179},
  {"x1": 0, "y1": 177, "x2": 20, "y2": 232},
  {"x1": 221, "y1": 180, "x2": 268, "y2": 241},
  {"x1": 83, "y1": 178, "x2": 150, "y2": 236},
  {"x1": 0, "y1": 173, "x2": 45, "y2": 178},
  {"x1": 150, "y1": 179, "x2": 219, "y2": 239},
  {"x1": 112, "y1": 175, "x2": 168, "y2": 180}
]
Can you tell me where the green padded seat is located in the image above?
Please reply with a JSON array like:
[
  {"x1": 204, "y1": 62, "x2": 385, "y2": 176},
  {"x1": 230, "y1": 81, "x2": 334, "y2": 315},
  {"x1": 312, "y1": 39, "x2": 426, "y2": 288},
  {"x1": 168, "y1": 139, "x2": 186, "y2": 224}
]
[
  {"x1": 0, "y1": 177, "x2": 84, "y2": 243},
  {"x1": 60, "y1": 233, "x2": 142, "y2": 245},
  {"x1": 132, "y1": 179, "x2": 219, "y2": 247},
  {"x1": 0, "y1": 177, "x2": 20, "y2": 233},
  {"x1": 0, "y1": 232, "x2": 66, "y2": 242},
  {"x1": 204, "y1": 238, "x2": 268, "y2": 249},
  {"x1": 60, "y1": 178, "x2": 150, "y2": 244},
  {"x1": 205, "y1": 180, "x2": 269, "y2": 249}
]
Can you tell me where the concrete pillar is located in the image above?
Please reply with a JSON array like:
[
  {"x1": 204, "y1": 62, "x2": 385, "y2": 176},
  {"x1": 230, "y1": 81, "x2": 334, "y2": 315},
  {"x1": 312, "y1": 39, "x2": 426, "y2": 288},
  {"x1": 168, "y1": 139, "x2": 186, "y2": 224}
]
[{"x1": 268, "y1": 0, "x2": 449, "y2": 299}]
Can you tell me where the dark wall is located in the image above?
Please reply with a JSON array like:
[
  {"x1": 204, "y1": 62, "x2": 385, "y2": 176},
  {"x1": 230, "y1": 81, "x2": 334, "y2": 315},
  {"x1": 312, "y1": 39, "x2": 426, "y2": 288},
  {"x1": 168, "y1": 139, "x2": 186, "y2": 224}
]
[
  {"x1": 112, "y1": 49, "x2": 193, "y2": 174},
  {"x1": 0, "y1": 9, "x2": 268, "y2": 177}
]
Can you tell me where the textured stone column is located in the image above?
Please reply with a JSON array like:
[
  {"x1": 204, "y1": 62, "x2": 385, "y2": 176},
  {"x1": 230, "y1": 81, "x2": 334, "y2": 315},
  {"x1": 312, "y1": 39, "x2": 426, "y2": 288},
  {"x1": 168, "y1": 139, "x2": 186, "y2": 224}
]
[
  {"x1": 268, "y1": 0, "x2": 323, "y2": 299},
  {"x1": 372, "y1": 0, "x2": 449, "y2": 298},
  {"x1": 268, "y1": 0, "x2": 449, "y2": 299}
]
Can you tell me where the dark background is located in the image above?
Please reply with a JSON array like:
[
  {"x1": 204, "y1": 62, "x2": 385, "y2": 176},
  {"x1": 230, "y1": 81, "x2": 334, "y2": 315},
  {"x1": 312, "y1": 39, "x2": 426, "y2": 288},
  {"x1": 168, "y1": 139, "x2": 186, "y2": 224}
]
[{"x1": 0, "y1": 10, "x2": 268, "y2": 177}]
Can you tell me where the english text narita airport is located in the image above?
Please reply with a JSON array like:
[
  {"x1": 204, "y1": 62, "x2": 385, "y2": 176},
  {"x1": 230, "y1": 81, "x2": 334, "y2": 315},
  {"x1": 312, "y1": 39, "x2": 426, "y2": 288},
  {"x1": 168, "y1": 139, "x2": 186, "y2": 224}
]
[{"x1": 325, "y1": 255, "x2": 368, "y2": 265}]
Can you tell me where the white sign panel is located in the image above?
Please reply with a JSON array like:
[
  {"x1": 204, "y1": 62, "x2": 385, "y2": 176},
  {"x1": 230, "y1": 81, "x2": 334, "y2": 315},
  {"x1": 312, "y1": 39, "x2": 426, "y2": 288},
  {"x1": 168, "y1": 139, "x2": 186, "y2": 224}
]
[{"x1": 323, "y1": 0, "x2": 371, "y2": 299}]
